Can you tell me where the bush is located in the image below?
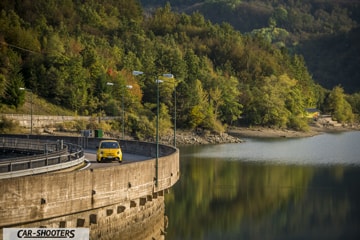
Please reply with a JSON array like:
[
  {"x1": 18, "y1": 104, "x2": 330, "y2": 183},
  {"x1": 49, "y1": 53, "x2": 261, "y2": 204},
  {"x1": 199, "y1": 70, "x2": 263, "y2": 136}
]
[
  {"x1": 127, "y1": 113, "x2": 155, "y2": 141},
  {"x1": 287, "y1": 116, "x2": 310, "y2": 131},
  {"x1": 0, "y1": 116, "x2": 21, "y2": 133}
]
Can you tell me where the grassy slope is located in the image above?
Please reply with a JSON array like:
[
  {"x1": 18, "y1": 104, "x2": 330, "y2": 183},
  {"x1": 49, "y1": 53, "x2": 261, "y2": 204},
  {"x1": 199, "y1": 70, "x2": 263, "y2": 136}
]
[{"x1": 0, "y1": 93, "x2": 75, "y2": 116}]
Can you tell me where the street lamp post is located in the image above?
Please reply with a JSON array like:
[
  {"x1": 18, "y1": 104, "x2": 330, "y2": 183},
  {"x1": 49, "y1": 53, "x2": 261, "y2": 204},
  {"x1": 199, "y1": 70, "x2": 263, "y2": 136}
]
[
  {"x1": 132, "y1": 71, "x2": 175, "y2": 187},
  {"x1": 173, "y1": 82, "x2": 176, "y2": 147},
  {"x1": 122, "y1": 85, "x2": 133, "y2": 140},
  {"x1": 19, "y1": 87, "x2": 33, "y2": 134},
  {"x1": 155, "y1": 79, "x2": 163, "y2": 187},
  {"x1": 106, "y1": 81, "x2": 115, "y2": 124}
]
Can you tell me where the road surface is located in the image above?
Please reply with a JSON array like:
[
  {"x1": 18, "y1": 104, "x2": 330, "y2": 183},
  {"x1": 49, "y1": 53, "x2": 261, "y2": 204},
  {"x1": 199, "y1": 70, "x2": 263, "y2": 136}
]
[{"x1": 83, "y1": 149, "x2": 151, "y2": 169}]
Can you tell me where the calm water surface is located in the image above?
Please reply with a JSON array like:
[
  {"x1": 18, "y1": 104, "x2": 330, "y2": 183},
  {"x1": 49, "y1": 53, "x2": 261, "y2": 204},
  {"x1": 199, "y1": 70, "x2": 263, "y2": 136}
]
[{"x1": 165, "y1": 131, "x2": 360, "y2": 239}]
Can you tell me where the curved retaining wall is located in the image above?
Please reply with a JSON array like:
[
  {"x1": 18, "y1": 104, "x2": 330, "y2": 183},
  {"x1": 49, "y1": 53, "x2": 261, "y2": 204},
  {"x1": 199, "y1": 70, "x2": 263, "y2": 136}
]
[
  {"x1": 0, "y1": 135, "x2": 179, "y2": 233},
  {"x1": 12, "y1": 193, "x2": 168, "y2": 240}
]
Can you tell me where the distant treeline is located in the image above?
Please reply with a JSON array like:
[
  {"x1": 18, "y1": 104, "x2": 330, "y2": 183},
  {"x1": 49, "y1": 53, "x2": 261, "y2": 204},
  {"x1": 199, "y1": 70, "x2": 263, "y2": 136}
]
[{"x1": 141, "y1": 0, "x2": 360, "y2": 93}]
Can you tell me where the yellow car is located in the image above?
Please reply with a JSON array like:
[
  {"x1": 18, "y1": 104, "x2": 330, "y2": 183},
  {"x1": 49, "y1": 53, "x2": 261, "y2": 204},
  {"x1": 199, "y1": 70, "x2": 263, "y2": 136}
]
[{"x1": 96, "y1": 140, "x2": 122, "y2": 163}]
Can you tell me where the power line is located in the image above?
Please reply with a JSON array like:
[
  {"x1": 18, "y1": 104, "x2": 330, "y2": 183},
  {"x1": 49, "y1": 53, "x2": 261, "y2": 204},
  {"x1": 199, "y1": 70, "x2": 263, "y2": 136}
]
[{"x1": 0, "y1": 41, "x2": 41, "y2": 54}]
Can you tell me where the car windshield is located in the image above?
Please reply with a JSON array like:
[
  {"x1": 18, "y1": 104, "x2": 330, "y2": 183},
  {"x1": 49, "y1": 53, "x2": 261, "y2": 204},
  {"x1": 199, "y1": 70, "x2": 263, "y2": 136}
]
[{"x1": 100, "y1": 142, "x2": 119, "y2": 149}]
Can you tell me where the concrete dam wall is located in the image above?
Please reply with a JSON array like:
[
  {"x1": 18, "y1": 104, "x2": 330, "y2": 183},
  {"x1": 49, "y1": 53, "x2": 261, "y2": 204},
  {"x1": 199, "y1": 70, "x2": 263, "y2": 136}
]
[{"x1": 0, "y1": 135, "x2": 180, "y2": 240}]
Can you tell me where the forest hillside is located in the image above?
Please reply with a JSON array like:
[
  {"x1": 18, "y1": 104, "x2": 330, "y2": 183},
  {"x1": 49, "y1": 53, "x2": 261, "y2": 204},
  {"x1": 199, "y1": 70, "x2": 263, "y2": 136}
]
[
  {"x1": 141, "y1": 0, "x2": 360, "y2": 93},
  {"x1": 0, "y1": 0, "x2": 358, "y2": 139}
]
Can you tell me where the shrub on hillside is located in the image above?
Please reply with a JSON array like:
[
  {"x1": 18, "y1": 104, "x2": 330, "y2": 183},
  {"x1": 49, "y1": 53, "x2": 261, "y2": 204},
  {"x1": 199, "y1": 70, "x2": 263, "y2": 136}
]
[{"x1": 0, "y1": 116, "x2": 21, "y2": 133}]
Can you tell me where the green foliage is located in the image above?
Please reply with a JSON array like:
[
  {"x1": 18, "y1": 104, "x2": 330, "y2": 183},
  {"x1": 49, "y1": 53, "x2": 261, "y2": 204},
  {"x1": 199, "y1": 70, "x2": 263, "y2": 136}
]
[
  {"x1": 73, "y1": 120, "x2": 89, "y2": 131},
  {"x1": 0, "y1": 10, "x2": 41, "y2": 53},
  {"x1": 346, "y1": 92, "x2": 360, "y2": 115},
  {"x1": 0, "y1": 116, "x2": 21, "y2": 133},
  {"x1": 2, "y1": 0, "x2": 355, "y2": 138},
  {"x1": 0, "y1": 46, "x2": 25, "y2": 107},
  {"x1": 288, "y1": 115, "x2": 310, "y2": 132},
  {"x1": 127, "y1": 113, "x2": 155, "y2": 140},
  {"x1": 142, "y1": 0, "x2": 360, "y2": 93},
  {"x1": 250, "y1": 26, "x2": 290, "y2": 48},
  {"x1": 158, "y1": 103, "x2": 173, "y2": 135},
  {"x1": 2, "y1": 67, "x2": 25, "y2": 108},
  {"x1": 0, "y1": 74, "x2": 6, "y2": 97},
  {"x1": 244, "y1": 74, "x2": 309, "y2": 130},
  {"x1": 187, "y1": 80, "x2": 209, "y2": 130},
  {"x1": 325, "y1": 86, "x2": 354, "y2": 123},
  {"x1": 189, "y1": 105, "x2": 206, "y2": 129}
]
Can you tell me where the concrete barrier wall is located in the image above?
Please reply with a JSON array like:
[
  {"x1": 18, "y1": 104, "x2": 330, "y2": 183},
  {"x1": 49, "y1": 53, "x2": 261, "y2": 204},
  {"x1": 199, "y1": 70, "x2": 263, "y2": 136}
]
[
  {"x1": 1, "y1": 114, "x2": 119, "y2": 128},
  {"x1": 0, "y1": 135, "x2": 179, "y2": 228}
]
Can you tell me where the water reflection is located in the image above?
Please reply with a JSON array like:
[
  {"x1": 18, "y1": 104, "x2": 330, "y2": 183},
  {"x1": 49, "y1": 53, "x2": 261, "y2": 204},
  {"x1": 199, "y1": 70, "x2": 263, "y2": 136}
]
[{"x1": 165, "y1": 132, "x2": 360, "y2": 239}]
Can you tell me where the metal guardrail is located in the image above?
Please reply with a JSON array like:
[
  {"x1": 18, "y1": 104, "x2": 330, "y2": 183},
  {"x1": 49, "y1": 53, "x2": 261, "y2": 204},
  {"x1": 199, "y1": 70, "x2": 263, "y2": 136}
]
[
  {"x1": 0, "y1": 138, "x2": 85, "y2": 179},
  {"x1": 0, "y1": 137, "x2": 60, "y2": 153}
]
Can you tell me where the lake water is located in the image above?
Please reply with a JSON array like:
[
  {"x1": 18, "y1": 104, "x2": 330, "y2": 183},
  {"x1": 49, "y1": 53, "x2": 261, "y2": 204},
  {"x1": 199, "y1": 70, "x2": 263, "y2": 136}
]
[{"x1": 165, "y1": 131, "x2": 360, "y2": 239}]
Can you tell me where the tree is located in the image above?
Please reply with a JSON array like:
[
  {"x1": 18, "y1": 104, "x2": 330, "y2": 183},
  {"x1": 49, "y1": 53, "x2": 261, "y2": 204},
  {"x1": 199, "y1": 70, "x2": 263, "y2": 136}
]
[
  {"x1": 0, "y1": 10, "x2": 41, "y2": 54},
  {"x1": 289, "y1": 54, "x2": 317, "y2": 108},
  {"x1": 63, "y1": 56, "x2": 89, "y2": 112},
  {"x1": 158, "y1": 102, "x2": 173, "y2": 136},
  {"x1": 346, "y1": 92, "x2": 360, "y2": 115},
  {"x1": 244, "y1": 74, "x2": 308, "y2": 129},
  {"x1": 2, "y1": 67, "x2": 25, "y2": 108},
  {"x1": 147, "y1": 2, "x2": 178, "y2": 35},
  {"x1": 0, "y1": 47, "x2": 25, "y2": 108},
  {"x1": 326, "y1": 86, "x2": 354, "y2": 123},
  {"x1": 0, "y1": 74, "x2": 6, "y2": 98},
  {"x1": 188, "y1": 80, "x2": 208, "y2": 129}
]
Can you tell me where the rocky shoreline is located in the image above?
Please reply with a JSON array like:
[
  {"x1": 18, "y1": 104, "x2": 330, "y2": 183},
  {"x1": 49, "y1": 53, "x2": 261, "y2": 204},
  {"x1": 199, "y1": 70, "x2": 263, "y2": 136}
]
[
  {"x1": 158, "y1": 124, "x2": 360, "y2": 146},
  {"x1": 159, "y1": 130, "x2": 243, "y2": 145}
]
